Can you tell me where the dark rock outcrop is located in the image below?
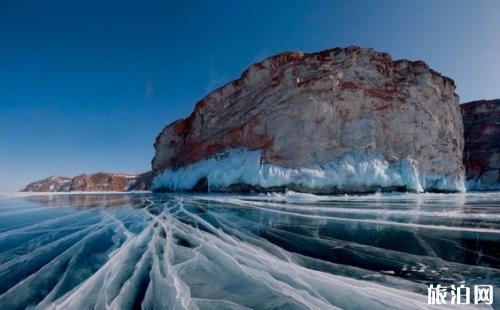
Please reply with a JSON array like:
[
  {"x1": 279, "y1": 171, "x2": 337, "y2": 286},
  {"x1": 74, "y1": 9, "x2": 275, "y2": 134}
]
[
  {"x1": 21, "y1": 172, "x2": 152, "y2": 192},
  {"x1": 151, "y1": 46, "x2": 465, "y2": 193},
  {"x1": 462, "y1": 99, "x2": 500, "y2": 190}
]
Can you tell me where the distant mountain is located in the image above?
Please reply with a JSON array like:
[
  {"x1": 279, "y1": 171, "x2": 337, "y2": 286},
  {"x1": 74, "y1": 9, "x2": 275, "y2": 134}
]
[
  {"x1": 21, "y1": 176, "x2": 72, "y2": 192},
  {"x1": 21, "y1": 171, "x2": 152, "y2": 192}
]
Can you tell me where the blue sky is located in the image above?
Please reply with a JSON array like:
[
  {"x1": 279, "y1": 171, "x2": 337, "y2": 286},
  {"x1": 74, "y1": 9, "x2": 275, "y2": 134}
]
[{"x1": 0, "y1": 0, "x2": 499, "y2": 191}]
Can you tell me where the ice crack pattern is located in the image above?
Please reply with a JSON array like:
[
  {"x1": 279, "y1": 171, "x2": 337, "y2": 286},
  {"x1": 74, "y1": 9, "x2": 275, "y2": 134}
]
[{"x1": 0, "y1": 192, "x2": 499, "y2": 309}]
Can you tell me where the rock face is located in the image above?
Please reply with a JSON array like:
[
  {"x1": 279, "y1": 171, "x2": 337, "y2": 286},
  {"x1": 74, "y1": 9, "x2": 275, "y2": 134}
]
[
  {"x1": 21, "y1": 172, "x2": 152, "y2": 192},
  {"x1": 462, "y1": 99, "x2": 500, "y2": 190},
  {"x1": 152, "y1": 46, "x2": 465, "y2": 193}
]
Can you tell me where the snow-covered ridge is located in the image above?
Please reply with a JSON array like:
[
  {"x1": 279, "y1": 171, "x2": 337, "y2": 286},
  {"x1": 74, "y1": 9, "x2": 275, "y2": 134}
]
[{"x1": 152, "y1": 149, "x2": 465, "y2": 193}]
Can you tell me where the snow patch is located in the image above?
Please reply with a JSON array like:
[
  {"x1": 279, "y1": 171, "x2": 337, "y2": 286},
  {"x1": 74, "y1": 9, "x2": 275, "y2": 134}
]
[{"x1": 152, "y1": 149, "x2": 465, "y2": 193}]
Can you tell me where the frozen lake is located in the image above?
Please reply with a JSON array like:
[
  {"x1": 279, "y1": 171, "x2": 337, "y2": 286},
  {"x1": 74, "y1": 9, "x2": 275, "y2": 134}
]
[{"x1": 0, "y1": 191, "x2": 499, "y2": 309}]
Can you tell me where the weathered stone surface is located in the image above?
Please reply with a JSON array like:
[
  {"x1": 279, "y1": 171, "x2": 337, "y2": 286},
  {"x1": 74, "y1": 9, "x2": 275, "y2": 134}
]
[
  {"x1": 152, "y1": 46, "x2": 465, "y2": 193},
  {"x1": 462, "y1": 99, "x2": 500, "y2": 190},
  {"x1": 21, "y1": 172, "x2": 152, "y2": 192}
]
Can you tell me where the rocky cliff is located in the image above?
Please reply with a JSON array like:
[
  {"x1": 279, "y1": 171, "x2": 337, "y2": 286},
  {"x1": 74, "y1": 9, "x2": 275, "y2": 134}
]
[
  {"x1": 462, "y1": 99, "x2": 500, "y2": 190},
  {"x1": 21, "y1": 172, "x2": 152, "y2": 192},
  {"x1": 152, "y1": 46, "x2": 465, "y2": 194}
]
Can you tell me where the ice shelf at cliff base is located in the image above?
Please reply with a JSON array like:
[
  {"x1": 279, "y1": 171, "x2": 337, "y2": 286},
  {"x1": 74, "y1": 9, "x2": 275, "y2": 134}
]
[{"x1": 153, "y1": 149, "x2": 465, "y2": 193}]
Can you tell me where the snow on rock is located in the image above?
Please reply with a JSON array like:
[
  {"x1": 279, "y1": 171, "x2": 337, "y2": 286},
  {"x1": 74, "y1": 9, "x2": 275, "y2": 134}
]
[
  {"x1": 152, "y1": 46, "x2": 465, "y2": 193},
  {"x1": 462, "y1": 99, "x2": 500, "y2": 191}
]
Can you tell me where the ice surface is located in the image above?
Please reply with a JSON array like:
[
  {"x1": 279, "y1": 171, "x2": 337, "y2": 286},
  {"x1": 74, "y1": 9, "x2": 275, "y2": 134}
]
[
  {"x1": 152, "y1": 149, "x2": 465, "y2": 193},
  {"x1": 0, "y1": 192, "x2": 498, "y2": 309},
  {"x1": 466, "y1": 180, "x2": 500, "y2": 191}
]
